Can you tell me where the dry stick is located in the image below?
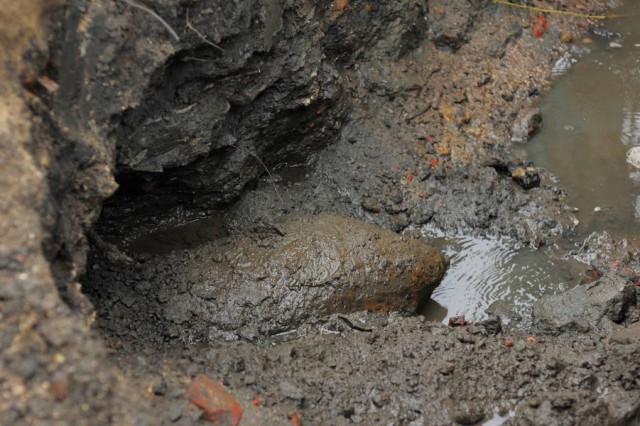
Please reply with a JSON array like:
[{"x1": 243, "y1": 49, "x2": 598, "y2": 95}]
[
  {"x1": 186, "y1": 11, "x2": 225, "y2": 53},
  {"x1": 405, "y1": 104, "x2": 432, "y2": 123},
  {"x1": 121, "y1": 0, "x2": 180, "y2": 42}
]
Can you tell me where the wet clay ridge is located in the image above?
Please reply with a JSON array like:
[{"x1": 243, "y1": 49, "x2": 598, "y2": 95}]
[{"x1": 3, "y1": 0, "x2": 640, "y2": 425}]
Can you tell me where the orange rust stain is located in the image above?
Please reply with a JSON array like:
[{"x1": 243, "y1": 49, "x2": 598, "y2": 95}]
[
  {"x1": 335, "y1": 0, "x2": 348, "y2": 11},
  {"x1": 363, "y1": 301, "x2": 392, "y2": 312}
]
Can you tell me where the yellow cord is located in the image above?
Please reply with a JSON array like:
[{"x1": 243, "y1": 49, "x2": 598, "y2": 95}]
[{"x1": 493, "y1": 0, "x2": 607, "y2": 20}]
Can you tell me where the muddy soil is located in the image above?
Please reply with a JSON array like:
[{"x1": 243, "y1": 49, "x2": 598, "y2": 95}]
[{"x1": 3, "y1": 0, "x2": 640, "y2": 425}]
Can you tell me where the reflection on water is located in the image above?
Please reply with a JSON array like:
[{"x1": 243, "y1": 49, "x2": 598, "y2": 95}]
[
  {"x1": 525, "y1": 2, "x2": 640, "y2": 243},
  {"x1": 421, "y1": 234, "x2": 582, "y2": 324}
]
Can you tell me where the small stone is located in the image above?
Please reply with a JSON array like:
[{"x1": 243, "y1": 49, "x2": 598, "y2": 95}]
[
  {"x1": 50, "y1": 373, "x2": 70, "y2": 401},
  {"x1": 466, "y1": 325, "x2": 482, "y2": 335},
  {"x1": 559, "y1": 31, "x2": 573, "y2": 43},
  {"x1": 435, "y1": 142, "x2": 451, "y2": 155},
  {"x1": 552, "y1": 397, "x2": 574, "y2": 410},
  {"x1": 361, "y1": 197, "x2": 381, "y2": 213},
  {"x1": 153, "y1": 377, "x2": 167, "y2": 396},
  {"x1": 529, "y1": 397, "x2": 542, "y2": 408},
  {"x1": 438, "y1": 362, "x2": 455, "y2": 375},
  {"x1": 453, "y1": 411, "x2": 485, "y2": 425},
  {"x1": 477, "y1": 74, "x2": 492, "y2": 87},
  {"x1": 511, "y1": 166, "x2": 540, "y2": 190},
  {"x1": 388, "y1": 189, "x2": 403, "y2": 204},
  {"x1": 448, "y1": 315, "x2": 466, "y2": 327},
  {"x1": 391, "y1": 213, "x2": 410, "y2": 232}
]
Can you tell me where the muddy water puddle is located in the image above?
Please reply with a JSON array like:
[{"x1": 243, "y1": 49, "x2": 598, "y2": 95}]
[
  {"x1": 420, "y1": 233, "x2": 583, "y2": 324},
  {"x1": 525, "y1": 2, "x2": 640, "y2": 244},
  {"x1": 426, "y1": 7, "x2": 640, "y2": 324}
]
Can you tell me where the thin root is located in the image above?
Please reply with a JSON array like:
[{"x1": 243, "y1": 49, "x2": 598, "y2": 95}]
[
  {"x1": 121, "y1": 0, "x2": 180, "y2": 41},
  {"x1": 186, "y1": 11, "x2": 225, "y2": 53}
]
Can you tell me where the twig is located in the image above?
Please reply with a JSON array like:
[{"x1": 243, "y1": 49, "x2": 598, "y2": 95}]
[
  {"x1": 405, "y1": 104, "x2": 432, "y2": 123},
  {"x1": 186, "y1": 11, "x2": 225, "y2": 53},
  {"x1": 338, "y1": 315, "x2": 373, "y2": 332},
  {"x1": 121, "y1": 0, "x2": 180, "y2": 42}
]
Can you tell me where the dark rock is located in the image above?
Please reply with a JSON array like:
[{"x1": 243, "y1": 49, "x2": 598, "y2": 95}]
[
  {"x1": 511, "y1": 166, "x2": 540, "y2": 190},
  {"x1": 477, "y1": 317, "x2": 502, "y2": 336},
  {"x1": 153, "y1": 377, "x2": 167, "y2": 396},
  {"x1": 477, "y1": 74, "x2": 492, "y2": 87},
  {"x1": 552, "y1": 396, "x2": 574, "y2": 411},
  {"x1": 501, "y1": 92, "x2": 514, "y2": 102},
  {"x1": 534, "y1": 275, "x2": 637, "y2": 335}
]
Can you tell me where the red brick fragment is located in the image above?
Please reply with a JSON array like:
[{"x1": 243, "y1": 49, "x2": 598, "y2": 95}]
[
  {"x1": 448, "y1": 315, "x2": 466, "y2": 327},
  {"x1": 187, "y1": 374, "x2": 243, "y2": 425},
  {"x1": 289, "y1": 412, "x2": 302, "y2": 426}
]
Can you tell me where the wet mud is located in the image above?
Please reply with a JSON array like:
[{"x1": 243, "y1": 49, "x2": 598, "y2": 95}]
[
  {"x1": 3, "y1": 0, "x2": 640, "y2": 425},
  {"x1": 84, "y1": 213, "x2": 447, "y2": 345}
]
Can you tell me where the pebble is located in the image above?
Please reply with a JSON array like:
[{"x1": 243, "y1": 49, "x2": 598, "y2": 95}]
[
  {"x1": 438, "y1": 362, "x2": 455, "y2": 375},
  {"x1": 361, "y1": 197, "x2": 381, "y2": 213},
  {"x1": 626, "y1": 146, "x2": 640, "y2": 168},
  {"x1": 559, "y1": 31, "x2": 573, "y2": 43},
  {"x1": 511, "y1": 166, "x2": 540, "y2": 190},
  {"x1": 152, "y1": 377, "x2": 167, "y2": 396},
  {"x1": 609, "y1": 42, "x2": 623, "y2": 49},
  {"x1": 529, "y1": 397, "x2": 541, "y2": 408}
]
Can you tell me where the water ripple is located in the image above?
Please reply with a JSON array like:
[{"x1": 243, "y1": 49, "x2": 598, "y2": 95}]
[{"x1": 423, "y1": 235, "x2": 580, "y2": 324}]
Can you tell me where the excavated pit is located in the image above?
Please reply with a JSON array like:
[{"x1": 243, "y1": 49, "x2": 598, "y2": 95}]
[{"x1": 4, "y1": 1, "x2": 640, "y2": 425}]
